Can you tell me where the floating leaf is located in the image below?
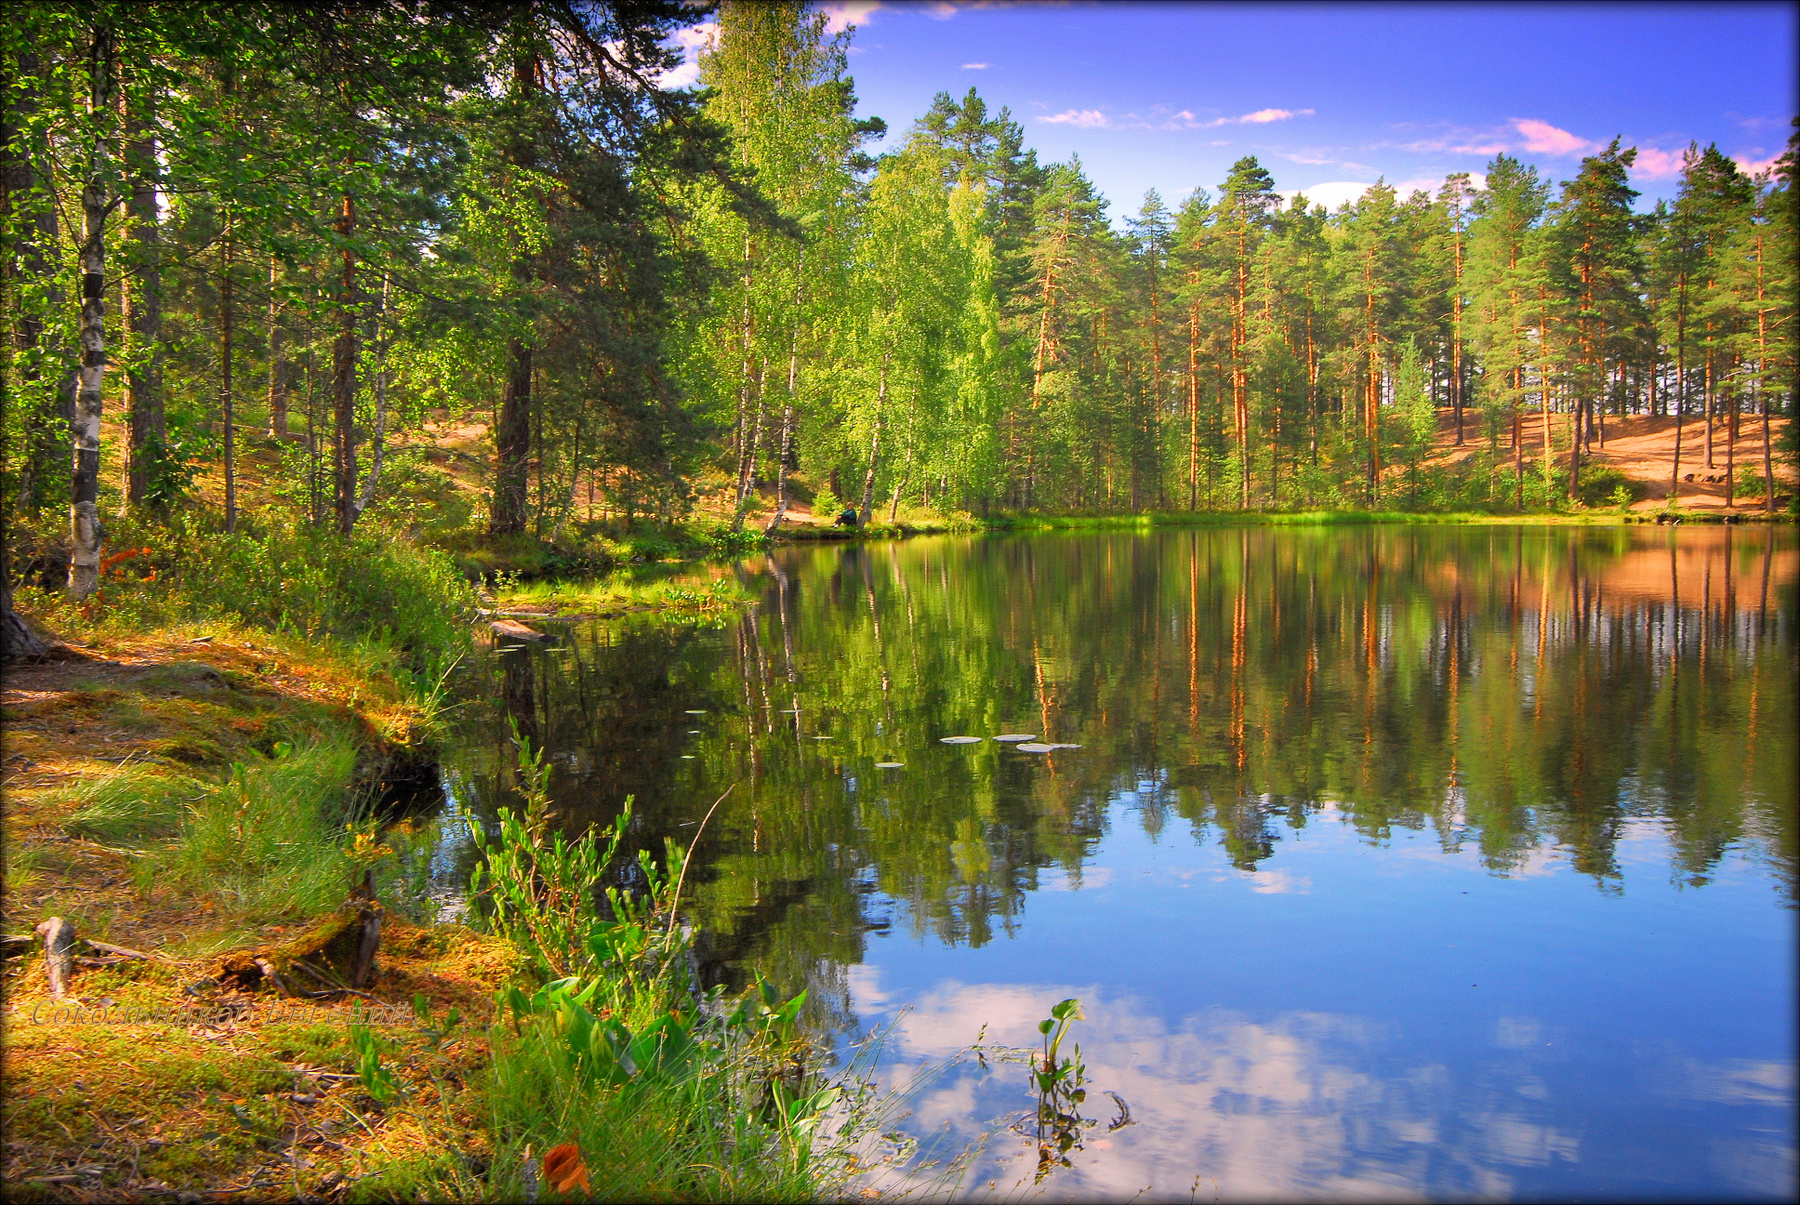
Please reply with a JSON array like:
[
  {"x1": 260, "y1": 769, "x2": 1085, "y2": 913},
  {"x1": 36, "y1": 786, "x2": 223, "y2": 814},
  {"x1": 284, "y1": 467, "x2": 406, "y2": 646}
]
[
  {"x1": 1015, "y1": 743, "x2": 1055, "y2": 753},
  {"x1": 939, "y1": 736, "x2": 982, "y2": 745},
  {"x1": 993, "y1": 734, "x2": 1037, "y2": 742},
  {"x1": 684, "y1": 710, "x2": 707, "y2": 715},
  {"x1": 1048, "y1": 743, "x2": 1082, "y2": 750},
  {"x1": 875, "y1": 762, "x2": 904, "y2": 769}
]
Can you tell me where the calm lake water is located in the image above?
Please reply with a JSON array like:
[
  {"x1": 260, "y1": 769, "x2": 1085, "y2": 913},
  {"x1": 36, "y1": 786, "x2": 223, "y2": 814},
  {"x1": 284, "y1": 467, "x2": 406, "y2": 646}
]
[{"x1": 440, "y1": 525, "x2": 1797, "y2": 1202}]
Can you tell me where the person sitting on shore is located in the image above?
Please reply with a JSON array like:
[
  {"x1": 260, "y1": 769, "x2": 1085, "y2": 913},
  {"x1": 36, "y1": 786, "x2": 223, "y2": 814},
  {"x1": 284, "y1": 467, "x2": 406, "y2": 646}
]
[{"x1": 835, "y1": 506, "x2": 860, "y2": 528}]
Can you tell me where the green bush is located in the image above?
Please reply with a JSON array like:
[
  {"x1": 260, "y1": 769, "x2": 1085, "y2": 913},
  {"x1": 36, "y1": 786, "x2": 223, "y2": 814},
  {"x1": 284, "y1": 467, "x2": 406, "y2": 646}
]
[{"x1": 1578, "y1": 464, "x2": 1646, "y2": 508}]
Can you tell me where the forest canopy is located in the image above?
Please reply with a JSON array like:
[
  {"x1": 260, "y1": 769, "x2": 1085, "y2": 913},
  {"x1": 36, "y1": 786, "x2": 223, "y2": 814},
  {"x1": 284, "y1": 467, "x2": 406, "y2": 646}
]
[{"x1": 4, "y1": 1, "x2": 1797, "y2": 607}]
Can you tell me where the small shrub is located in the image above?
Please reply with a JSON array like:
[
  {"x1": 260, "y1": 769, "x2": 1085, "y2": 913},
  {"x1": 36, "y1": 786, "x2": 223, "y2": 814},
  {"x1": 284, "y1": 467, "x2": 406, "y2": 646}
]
[{"x1": 1579, "y1": 464, "x2": 1645, "y2": 508}]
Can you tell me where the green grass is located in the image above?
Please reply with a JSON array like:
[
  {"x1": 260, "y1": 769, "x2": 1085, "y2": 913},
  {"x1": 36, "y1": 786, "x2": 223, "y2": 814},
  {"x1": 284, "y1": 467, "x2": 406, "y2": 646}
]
[
  {"x1": 985, "y1": 508, "x2": 1652, "y2": 530},
  {"x1": 495, "y1": 573, "x2": 749, "y2": 618},
  {"x1": 61, "y1": 761, "x2": 203, "y2": 844},
  {"x1": 147, "y1": 733, "x2": 374, "y2": 924}
]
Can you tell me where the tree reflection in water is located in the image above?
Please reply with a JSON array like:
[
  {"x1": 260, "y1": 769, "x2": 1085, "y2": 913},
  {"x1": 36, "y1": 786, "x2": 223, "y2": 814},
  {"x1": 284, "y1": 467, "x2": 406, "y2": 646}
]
[{"x1": 447, "y1": 526, "x2": 1797, "y2": 1036}]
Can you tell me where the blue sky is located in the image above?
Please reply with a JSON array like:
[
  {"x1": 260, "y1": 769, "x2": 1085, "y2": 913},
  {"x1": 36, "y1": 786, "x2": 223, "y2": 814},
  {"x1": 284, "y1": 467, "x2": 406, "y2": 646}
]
[{"x1": 668, "y1": 2, "x2": 1797, "y2": 222}]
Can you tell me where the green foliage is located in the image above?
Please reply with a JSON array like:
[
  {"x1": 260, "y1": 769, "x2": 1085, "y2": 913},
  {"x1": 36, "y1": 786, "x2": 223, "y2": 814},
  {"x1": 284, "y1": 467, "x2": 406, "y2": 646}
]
[
  {"x1": 466, "y1": 719, "x2": 872, "y2": 1199},
  {"x1": 1031, "y1": 997, "x2": 1089, "y2": 1182},
  {"x1": 349, "y1": 1008, "x2": 404, "y2": 1107},
  {"x1": 1579, "y1": 464, "x2": 1647, "y2": 508}
]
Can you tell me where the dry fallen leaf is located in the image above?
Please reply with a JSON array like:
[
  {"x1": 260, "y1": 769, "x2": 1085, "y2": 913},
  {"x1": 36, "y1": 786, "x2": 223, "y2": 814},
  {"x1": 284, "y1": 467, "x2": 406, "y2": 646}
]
[{"x1": 543, "y1": 1142, "x2": 590, "y2": 1196}]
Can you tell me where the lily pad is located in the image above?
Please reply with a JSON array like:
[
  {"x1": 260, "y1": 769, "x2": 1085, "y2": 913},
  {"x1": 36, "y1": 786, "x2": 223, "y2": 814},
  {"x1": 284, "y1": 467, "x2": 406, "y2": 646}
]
[
  {"x1": 1049, "y1": 743, "x2": 1082, "y2": 750},
  {"x1": 813, "y1": 735, "x2": 833, "y2": 740},
  {"x1": 992, "y1": 734, "x2": 1037, "y2": 742},
  {"x1": 875, "y1": 762, "x2": 904, "y2": 769},
  {"x1": 939, "y1": 736, "x2": 982, "y2": 745},
  {"x1": 685, "y1": 709, "x2": 707, "y2": 715},
  {"x1": 1014, "y1": 742, "x2": 1056, "y2": 753}
]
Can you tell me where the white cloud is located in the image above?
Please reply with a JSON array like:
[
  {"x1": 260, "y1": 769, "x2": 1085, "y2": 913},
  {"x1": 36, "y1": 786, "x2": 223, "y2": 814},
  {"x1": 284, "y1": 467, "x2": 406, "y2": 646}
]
[
  {"x1": 925, "y1": 1, "x2": 959, "y2": 18},
  {"x1": 960, "y1": 61, "x2": 988, "y2": 70},
  {"x1": 1240, "y1": 107, "x2": 1310, "y2": 124},
  {"x1": 1248, "y1": 867, "x2": 1310, "y2": 894},
  {"x1": 1511, "y1": 118, "x2": 1598, "y2": 157},
  {"x1": 1040, "y1": 108, "x2": 1112, "y2": 129},
  {"x1": 1734, "y1": 151, "x2": 1783, "y2": 178},
  {"x1": 821, "y1": 1, "x2": 882, "y2": 33},
  {"x1": 1196, "y1": 106, "x2": 1314, "y2": 129},
  {"x1": 1037, "y1": 105, "x2": 1311, "y2": 134},
  {"x1": 656, "y1": 21, "x2": 715, "y2": 90},
  {"x1": 1278, "y1": 172, "x2": 1489, "y2": 212},
  {"x1": 845, "y1": 977, "x2": 1646, "y2": 1202},
  {"x1": 1277, "y1": 181, "x2": 1375, "y2": 212},
  {"x1": 1631, "y1": 147, "x2": 1687, "y2": 179}
]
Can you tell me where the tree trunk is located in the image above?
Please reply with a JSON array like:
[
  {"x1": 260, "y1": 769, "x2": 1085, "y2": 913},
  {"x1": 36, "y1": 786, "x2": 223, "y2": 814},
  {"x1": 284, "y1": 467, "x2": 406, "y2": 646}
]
[
  {"x1": 70, "y1": 24, "x2": 116, "y2": 601},
  {"x1": 1756, "y1": 233, "x2": 1775, "y2": 511},
  {"x1": 267, "y1": 255, "x2": 288, "y2": 439},
  {"x1": 731, "y1": 356, "x2": 767, "y2": 532},
  {"x1": 221, "y1": 217, "x2": 236, "y2": 532},
  {"x1": 123, "y1": 84, "x2": 163, "y2": 510},
  {"x1": 1512, "y1": 369, "x2": 1523, "y2": 509},
  {"x1": 1187, "y1": 300, "x2": 1199, "y2": 511},
  {"x1": 763, "y1": 324, "x2": 799, "y2": 537},
  {"x1": 859, "y1": 354, "x2": 887, "y2": 524},
  {"x1": 491, "y1": 337, "x2": 531, "y2": 535},
  {"x1": 1702, "y1": 333, "x2": 1714, "y2": 469},
  {"x1": 355, "y1": 273, "x2": 391, "y2": 519},
  {"x1": 332, "y1": 191, "x2": 358, "y2": 536},
  {"x1": 1670, "y1": 291, "x2": 1686, "y2": 503}
]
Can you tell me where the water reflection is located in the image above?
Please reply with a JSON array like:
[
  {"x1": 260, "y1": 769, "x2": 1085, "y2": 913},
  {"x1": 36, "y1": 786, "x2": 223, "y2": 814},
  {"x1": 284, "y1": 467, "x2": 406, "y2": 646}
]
[{"x1": 445, "y1": 525, "x2": 1797, "y2": 1200}]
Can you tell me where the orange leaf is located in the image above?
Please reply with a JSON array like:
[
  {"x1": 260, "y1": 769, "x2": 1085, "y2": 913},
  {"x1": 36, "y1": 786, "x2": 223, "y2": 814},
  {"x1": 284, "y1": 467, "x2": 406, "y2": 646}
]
[{"x1": 543, "y1": 1142, "x2": 590, "y2": 1195}]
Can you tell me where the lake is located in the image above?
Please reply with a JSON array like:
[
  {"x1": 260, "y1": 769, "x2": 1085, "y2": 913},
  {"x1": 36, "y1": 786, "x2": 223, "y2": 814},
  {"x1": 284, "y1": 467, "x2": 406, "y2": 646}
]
[{"x1": 439, "y1": 525, "x2": 1797, "y2": 1201}]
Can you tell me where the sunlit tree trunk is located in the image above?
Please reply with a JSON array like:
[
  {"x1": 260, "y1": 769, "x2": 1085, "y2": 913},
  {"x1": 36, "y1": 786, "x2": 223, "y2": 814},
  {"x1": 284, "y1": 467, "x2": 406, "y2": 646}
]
[
  {"x1": 71, "y1": 23, "x2": 117, "y2": 600},
  {"x1": 221, "y1": 215, "x2": 237, "y2": 531},
  {"x1": 1754, "y1": 229, "x2": 1774, "y2": 511},
  {"x1": 859, "y1": 352, "x2": 888, "y2": 524},
  {"x1": 1187, "y1": 299, "x2": 1199, "y2": 511},
  {"x1": 267, "y1": 255, "x2": 288, "y2": 439},
  {"x1": 332, "y1": 190, "x2": 358, "y2": 535},
  {"x1": 355, "y1": 273, "x2": 391, "y2": 519},
  {"x1": 764, "y1": 313, "x2": 800, "y2": 536}
]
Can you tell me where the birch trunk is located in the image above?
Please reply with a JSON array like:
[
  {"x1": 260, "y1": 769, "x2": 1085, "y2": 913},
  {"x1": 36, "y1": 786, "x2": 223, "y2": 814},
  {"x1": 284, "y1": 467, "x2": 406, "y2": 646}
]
[
  {"x1": 859, "y1": 354, "x2": 888, "y2": 524},
  {"x1": 731, "y1": 356, "x2": 767, "y2": 532},
  {"x1": 70, "y1": 24, "x2": 116, "y2": 600},
  {"x1": 763, "y1": 325, "x2": 799, "y2": 537}
]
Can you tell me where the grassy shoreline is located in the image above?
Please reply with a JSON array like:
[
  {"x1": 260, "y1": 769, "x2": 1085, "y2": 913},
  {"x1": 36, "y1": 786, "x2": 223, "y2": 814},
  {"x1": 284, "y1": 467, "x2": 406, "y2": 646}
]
[{"x1": 1, "y1": 523, "x2": 849, "y2": 1203}]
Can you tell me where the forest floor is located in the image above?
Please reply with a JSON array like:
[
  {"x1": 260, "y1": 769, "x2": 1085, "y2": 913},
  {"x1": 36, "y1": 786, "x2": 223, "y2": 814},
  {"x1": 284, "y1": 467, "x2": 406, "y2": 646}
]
[
  {"x1": 1429, "y1": 409, "x2": 1795, "y2": 513},
  {"x1": 0, "y1": 622, "x2": 519, "y2": 1202}
]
